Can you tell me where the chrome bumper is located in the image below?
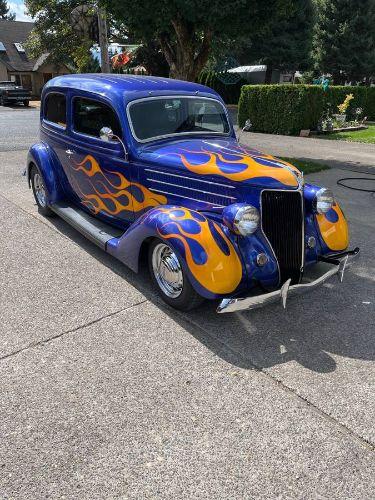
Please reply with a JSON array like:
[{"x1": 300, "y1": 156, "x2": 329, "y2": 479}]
[{"x1": 217, "y1": 248, "x2": 360, "y2": 314}]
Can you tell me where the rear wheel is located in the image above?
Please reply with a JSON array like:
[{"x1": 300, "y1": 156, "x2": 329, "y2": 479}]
[
  {"x1": 0, "y1": 97, "x2": 5, "y2": 106},
  {"x1": 148, "y1": 239, "x2": 204, "y2": 311},
  {"x1": 30, "y1": 165, "x2": 54, "y2": 217}
]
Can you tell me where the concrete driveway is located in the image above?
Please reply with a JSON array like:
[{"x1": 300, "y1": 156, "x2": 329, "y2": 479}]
[{"x1": 0, "y1": 108, "x2": 374, "y2": 499}]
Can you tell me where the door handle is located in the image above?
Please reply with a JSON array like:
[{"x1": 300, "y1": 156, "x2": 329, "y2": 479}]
[{"x1": 65, "y1": 149, "x2": 76, "y2": 155}]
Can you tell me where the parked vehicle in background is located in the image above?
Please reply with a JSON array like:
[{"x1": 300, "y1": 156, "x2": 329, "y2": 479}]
[
  {"x1": 26, "y1": 74, "x2": 359, "y2": 313},
  {"x1": 0, "y1": 81, "x2": 31, "y2": 106}
]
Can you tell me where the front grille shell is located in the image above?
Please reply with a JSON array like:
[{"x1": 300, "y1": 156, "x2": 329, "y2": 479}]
[{"x1": 261, "y1": 190, "x2": 304, "y2": 285}]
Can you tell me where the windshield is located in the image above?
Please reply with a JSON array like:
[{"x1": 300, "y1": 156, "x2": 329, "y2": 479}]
[{"x1": 127, "y1": 97, "x2": 230, "y2": 142}]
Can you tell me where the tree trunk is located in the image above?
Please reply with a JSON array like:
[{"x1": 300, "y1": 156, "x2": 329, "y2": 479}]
[
  {"x1": 264, "y1": 64, "x2": 273, "y2": 84},
  {"x1": 159, "y1": 16, "x2": 212, "y2": 81}
]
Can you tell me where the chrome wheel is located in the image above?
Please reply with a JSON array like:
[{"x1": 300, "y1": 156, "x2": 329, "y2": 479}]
[
  {"x1": 33, "y1": 172, "x2": 47, "y2": 207},
  {"x1": 152, "y1": 243, "x2": 183, "y2": 298}
]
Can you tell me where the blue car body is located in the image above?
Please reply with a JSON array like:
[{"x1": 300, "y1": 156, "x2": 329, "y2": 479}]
[{"x1": 27, "y1": 74, "x2": 352, "y2": 306}]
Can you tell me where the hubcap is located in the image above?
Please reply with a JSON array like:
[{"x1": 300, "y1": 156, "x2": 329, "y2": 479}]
[
  {"x1": 33, "y1": 172, "x2": 47, "y2": 207},
  {"x1": 152, "y1": 243, "x2": 183, "y2": 298}
]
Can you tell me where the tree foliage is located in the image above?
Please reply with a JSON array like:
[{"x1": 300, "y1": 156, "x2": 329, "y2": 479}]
[
  {"x1": 0, "y1": 0, "x2": 15, "y2": 20},
  {"x1": 314, "y1": 0, "x2": 375, "y2": 84},
  {"x1": 104, "y1": 0, "x2": 293, "y2": 81},
  {"x1": 244, "y1": 0, "x2": 315, "y2": 83}
]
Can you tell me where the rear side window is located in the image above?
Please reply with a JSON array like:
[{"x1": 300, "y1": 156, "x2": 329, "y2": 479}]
[
  {"x1": 73, "y1": 97, "x2": 121, "y2": 139},
  {"x1": 44, "y1": 93, "x2": 66, "y2": 127}
]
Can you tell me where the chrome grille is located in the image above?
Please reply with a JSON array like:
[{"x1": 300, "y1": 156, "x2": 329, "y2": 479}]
[{"x1": 261, "y1": 190, "x2": 304, "y2": 285}]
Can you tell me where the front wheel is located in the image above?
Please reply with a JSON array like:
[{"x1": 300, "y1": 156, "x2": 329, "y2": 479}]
[
  {"x1": 24, "y1": 100, "x2": 30, "y2": 107},
  {"x1": 148, "y1": 239, "x2": 204, "y2": 311},
  {"x1": 30, "y1": 165, "x2": 54, "y2": 217}
]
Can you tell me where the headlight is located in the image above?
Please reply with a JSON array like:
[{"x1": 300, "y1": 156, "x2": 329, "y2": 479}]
[
  {"x1": 315, "y1": 188, "x2": 334, "y2": 214},
  {"x1": 223, "y1": 204, "x2": 260, "y2": 236}
]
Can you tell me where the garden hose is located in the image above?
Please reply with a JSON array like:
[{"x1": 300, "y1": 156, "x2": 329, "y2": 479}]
[{"x1": 337, "y1": 172, "x2": 375, "y2": 193}]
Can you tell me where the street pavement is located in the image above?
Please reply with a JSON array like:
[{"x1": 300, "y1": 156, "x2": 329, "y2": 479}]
[{"x1": 0, "y1": 106, "x2": 374, "y2": 499}]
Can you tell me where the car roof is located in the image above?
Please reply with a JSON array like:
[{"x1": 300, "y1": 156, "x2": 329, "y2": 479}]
[{"x1": 44, "y1": 74, "x2": 221, "y2": 104}]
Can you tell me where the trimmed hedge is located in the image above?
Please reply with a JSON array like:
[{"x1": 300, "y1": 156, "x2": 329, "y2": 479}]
[
  {"x1": 238, "y1": 84, "x2": 375, "y2": 135},
  {"x1": 197, "y1": 71, "x2": 247, "y2": 105}
]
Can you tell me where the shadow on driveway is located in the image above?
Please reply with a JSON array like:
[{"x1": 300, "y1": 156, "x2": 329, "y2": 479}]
[{"x1": 44, "y1": 212, "x2": 374, "y2": 375}]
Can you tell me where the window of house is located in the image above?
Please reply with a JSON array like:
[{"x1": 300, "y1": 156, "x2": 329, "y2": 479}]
[
  {"x1": 44, "y1": 93, "x2": 67, "y2": 127},
  {"x1": 73, "y1": 97, "x2": 121, "y2": 139}
]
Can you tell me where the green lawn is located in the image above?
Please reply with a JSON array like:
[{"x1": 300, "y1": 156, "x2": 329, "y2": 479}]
[
  {"x1": 281, "y1": 157, "x2": 330, "y2": 175},
  {"x1": 321, "y1": 124, "x2": 375, "y2": 144}
]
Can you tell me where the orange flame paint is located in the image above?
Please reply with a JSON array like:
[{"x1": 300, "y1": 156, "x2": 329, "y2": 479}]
[
  {"x1": 317, "y1": 205, "x2": 349, "y2": 251},
  {"x1": 166, "y1": 148, "x2": 300, "y2": 187},
  {"x1": 69, "y1": 155, "x2": 167, "y2": 216},
  {"x1": 157, "y1": 207, "x2": 243, "y2": 294}
]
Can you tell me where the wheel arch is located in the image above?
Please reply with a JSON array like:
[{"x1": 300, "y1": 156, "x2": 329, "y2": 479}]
[
  {"x1": 27, "y1": 143, "x2": 65, "y2": 204},
  {"x1": 107, "y1": 206, "x2": 246, "y2": 299}
]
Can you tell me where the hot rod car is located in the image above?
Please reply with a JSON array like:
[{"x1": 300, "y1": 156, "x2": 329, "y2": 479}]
[{"x1": 27, "y1": 74, "x2": 358, "y2": 312}]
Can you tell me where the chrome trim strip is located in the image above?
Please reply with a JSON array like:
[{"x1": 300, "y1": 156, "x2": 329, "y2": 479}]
[
  {"x1": 146, "y1": 178, "x2": 236, "y2": 200},
  {"x1": 144, "y1": 168, "x2": 236, "y2": 189},
  {"x1": 126, "y1": 95, "x2": 231, "y2": 144},
  {"x1": 148, "y1": 188, "x2": 226, "y2": 208},
  {"x1": 217, "y1": 253, "x2": 357, "y2": 314}
]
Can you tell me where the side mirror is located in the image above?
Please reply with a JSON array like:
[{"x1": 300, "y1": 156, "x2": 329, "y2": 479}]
[
  {"x1": 99, "y1": 126, "x2": 128, "y2": 161},
  {"x1": 242, "y1": 119, "x2": 252, "y2": 132},
  {"x1": 100, "y1": 126, "x2": 115, "y2": 142}
]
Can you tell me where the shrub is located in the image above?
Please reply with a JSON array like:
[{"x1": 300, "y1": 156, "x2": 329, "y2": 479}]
[{"x1": 238, "y1": 84, "x2": 375, "y2": 135}]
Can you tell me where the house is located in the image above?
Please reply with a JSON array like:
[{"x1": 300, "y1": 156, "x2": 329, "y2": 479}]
[{"x1": 0, "y1": 19, "x2": 70, "y2": 98}]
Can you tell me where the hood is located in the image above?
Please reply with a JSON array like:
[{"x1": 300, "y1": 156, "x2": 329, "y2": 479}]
[{"x1": 139, "y1": 138, "x2": 302, "y2": 190}]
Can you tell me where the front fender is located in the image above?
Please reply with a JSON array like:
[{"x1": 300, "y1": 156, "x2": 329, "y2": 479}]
[
  {"x1": 304, "y1": 184, "x2": 349, "y2": 254},
  {"x1": 107, "y1": 206, "x2": 246, "y2": 299},
  {"x1": 27, "y1": 143, "x2": 65, "y2": 204}
]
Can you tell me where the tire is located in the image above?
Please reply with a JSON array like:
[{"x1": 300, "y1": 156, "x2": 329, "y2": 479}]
[
  {"x1": 30, "y1": 165, "x2": 54, "y2": 217},
  {"x1": 0, "y1": 97, "x2": 5, "y2": 106},
  {"x1": 148, "y1": 238, "x2": 204, "y2": 311},
  {"x1": 24, "y1": 100, "x2": 30, "y2": 107}
]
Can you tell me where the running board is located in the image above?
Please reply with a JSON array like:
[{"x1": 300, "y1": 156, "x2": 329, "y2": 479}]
[{"x1": 50, "y1": 202, "x2": 124, "y2": 250}]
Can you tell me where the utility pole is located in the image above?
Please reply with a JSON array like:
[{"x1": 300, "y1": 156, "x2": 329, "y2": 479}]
[{"x1": 97, "y1": 6, "x2": 111, "y2": 73}]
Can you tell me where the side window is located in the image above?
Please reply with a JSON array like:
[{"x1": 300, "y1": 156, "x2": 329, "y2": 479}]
[
  {"x1": 44, "y1": 93, "x2": 66, "y2": 127},
  {"x1": 73, "y1": 97, "x2": 122, "y2": 139}
]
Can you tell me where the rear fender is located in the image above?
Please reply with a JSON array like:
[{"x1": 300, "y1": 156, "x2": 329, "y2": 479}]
[
  {"x1": 27, "y1": 143, "x2": 65, "y2": 204},
  {"x1": 107, "y1": 206, "x2": 246, "y2": 299}
]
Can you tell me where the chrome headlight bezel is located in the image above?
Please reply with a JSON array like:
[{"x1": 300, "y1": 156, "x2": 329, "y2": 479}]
[
  {"x1": 314, "y1": 188, "x2": 334, "y2": 214},
  {"x1": 232, "y1": 205, "x2": 260, "y2": 236}
]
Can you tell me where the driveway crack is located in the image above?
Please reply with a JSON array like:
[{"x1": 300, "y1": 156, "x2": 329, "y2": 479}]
[
  {"x1": 0, "y1": 299, "x2": 147, "y2": 363},
  {"x1": 181, "y1": 313, "x2": 375, "y2": 452}
]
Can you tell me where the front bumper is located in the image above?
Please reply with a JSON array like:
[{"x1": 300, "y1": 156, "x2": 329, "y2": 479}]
[{"x1": 217, "y1": 247, "x2": 360, "y2": 314}]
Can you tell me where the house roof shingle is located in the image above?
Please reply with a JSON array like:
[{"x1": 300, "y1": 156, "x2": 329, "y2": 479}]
[{"x1": 0, "y1": 19, "x2": 36, "y2": 72}]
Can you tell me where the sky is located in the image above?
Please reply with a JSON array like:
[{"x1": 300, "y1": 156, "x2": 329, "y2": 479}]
[{"x1": 8, "y1": 1, "x2": 32, "y2": 22}]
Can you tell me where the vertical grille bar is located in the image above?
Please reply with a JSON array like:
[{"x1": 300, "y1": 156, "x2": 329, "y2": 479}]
[{"x1": 261, "y1": 190, "x2": 304, "y2": 285}]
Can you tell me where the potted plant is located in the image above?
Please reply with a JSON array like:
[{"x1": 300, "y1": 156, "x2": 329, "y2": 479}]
[{"x1": 333, "y1": 94, "x2": 354, "y2": 126}]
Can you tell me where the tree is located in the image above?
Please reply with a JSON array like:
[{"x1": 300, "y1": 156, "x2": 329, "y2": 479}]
[
  {"x1": 241, "y1": 0, "x2": 315, "y2": 83},
  {"x1": 314, "y1": 0, "x2": 375, "y2": 84},
  {"x1": 25, "y1": 0, "x2": 98, "y2": 71},
  {"x1": 0, "y1": 0, "x2": 16, "y2": 20},
  {"x1": 104, "y1": 0, "x2": 293, "y2": 81}
]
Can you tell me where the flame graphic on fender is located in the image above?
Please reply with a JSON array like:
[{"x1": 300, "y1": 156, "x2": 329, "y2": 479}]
[
  {"x1": 164, "y1": 146, "x2": 301, "y2": 187},
  {"x1": 69, "y1": 155, "x2": 167, "y2": 215},
  {"x1": 317, "y1": 204, "x2": 349, "y2": 251},
  {"x1": 156, "y1": 207, "x2": 242, "y2": 294}
]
